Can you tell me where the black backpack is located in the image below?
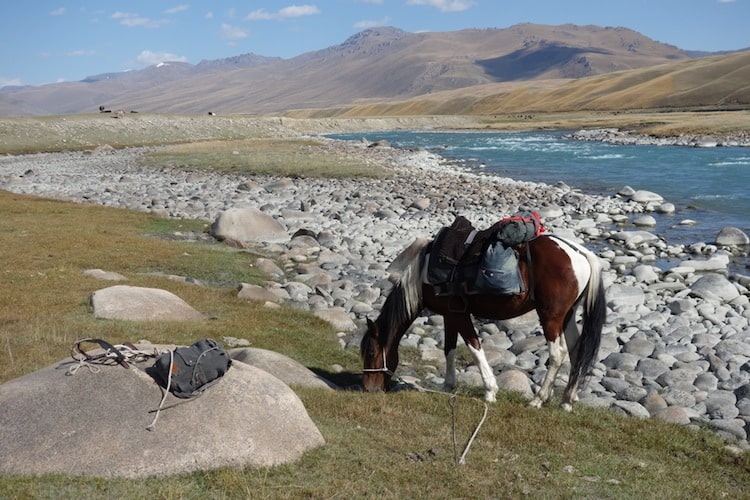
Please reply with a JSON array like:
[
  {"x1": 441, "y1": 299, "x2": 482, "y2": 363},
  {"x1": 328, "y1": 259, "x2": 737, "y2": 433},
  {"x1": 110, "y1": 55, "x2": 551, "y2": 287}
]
[{"x1": 151, "y1": 338, "x2": 232, "y2": 398}]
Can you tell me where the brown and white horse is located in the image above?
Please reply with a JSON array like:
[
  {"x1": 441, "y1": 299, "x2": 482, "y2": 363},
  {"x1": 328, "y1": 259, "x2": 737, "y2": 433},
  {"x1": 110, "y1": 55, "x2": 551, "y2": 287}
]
[{"x1": 361, "y1": 234, "x2": 606, "y2": 411}]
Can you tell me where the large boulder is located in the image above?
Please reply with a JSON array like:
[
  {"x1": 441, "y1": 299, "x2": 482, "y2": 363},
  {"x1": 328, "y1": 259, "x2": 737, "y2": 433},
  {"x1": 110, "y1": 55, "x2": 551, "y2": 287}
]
[
  {"x1": 0, "y1": 349, "x2": 325, "y2": 478},
  {"x1": 716, "y1": 227, "x2": 750, "y2": 246},
  {"x1": 229, "y1": 347, "x2": 337, "y2": 389},
  {"x1": 689, "y1": 273, "x2": 740, "y2": 303},
  {"x1": 89, "y1": 285, "x2": 204, "y2": 321},
  {"x1": 210, "y1": 207, "x2": 288, "y2": 245}
]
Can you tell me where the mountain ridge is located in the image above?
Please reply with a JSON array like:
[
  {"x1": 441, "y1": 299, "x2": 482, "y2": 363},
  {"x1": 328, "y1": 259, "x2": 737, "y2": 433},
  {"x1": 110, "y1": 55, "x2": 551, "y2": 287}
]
[{"x1": 0, "y1": 23, "x2": 743, "y2": 117}]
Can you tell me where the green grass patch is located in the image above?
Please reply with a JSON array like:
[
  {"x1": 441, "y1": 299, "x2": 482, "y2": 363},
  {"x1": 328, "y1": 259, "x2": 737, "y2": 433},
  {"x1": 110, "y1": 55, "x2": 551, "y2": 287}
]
[
  {"x1": 140, "y1": 138, "x2": 388, "y2": 178},
  {"x1": 0, "y1": 191, "x2": 354, "y2": 384}
]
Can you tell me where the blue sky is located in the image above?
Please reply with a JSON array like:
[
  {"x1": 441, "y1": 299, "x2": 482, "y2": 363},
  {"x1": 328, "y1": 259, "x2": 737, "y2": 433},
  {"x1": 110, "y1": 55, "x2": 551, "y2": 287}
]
[{"x1": 1, "y1": 0, "x2": 748, "y2": 88}]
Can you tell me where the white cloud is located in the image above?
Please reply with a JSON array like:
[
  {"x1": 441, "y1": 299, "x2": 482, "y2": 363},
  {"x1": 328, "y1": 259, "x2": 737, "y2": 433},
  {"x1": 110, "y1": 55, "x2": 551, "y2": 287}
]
[
  {"x1": 205, "y1": 11, "x2": 214, "y2": 19},
  {"x1": 0, "y1": 77, "x2": 24, "y2": 88},
  {"x1": 278, "y1": 4, "x2": 320, "y2": 18},
  {"x1": 354, "y1": 17, "x2": 391, "y2": 29},
  {"x1": 66, "y1": 49, "x2": 96, "y2": 57},
  {"x1": 112, "y1": 11, "x2": 169, "y2": 28},
  {"x1": 49, "y1": 7, "x2": 66, "y2": 16},
  {"x1": 406, "y1": 0, "x2": 475, "y2": 12},
  {"x1": 136, "y1": 50, "x2": 188, "y2": 66},
  {"x1": 165, "y1": 5, "x2": 189, "y2": 15},
  {"x1": 246, "y1": 4, "x2": 321, "y2": 21},
  {"x1": 219, "y1": 23, "x2": 247, "y2": 40},
  {"x1": 247, "y1": 9, "x2": 274, "y2": 20}
]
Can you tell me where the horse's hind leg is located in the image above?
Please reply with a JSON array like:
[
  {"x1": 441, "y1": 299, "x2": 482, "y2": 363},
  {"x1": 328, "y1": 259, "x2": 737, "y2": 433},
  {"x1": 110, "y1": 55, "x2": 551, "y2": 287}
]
[
  {"x1": 450, "y1": 313, "x2": 498, "y2": 402},
  {"x1": 443, "y1": 317, "x2": 459, "y2": 391},
  {"x1": 561, "y1": 313, "x2": 582, "y2": 411},
  {"x1": 529, "y1": 333, "x2": 569, "y2": 409}
]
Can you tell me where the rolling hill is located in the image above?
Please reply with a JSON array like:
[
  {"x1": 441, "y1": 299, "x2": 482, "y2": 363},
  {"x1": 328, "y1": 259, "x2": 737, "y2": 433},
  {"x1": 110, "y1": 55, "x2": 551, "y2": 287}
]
[
  {"x1": 293, "y1": 49, "x2": 750, "y2": 118},
  {"x1": 0, "y1": 23, "x2": 705, "y2": 117},
  {"x1": 0, "y1": 24, "x2": 748, "y2": 116}
]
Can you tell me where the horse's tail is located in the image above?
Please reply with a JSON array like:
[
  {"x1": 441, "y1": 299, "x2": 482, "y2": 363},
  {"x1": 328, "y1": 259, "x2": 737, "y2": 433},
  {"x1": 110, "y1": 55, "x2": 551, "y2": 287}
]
[{"x1": 569, "y1": 248, "x2": 606, "y2": 389}]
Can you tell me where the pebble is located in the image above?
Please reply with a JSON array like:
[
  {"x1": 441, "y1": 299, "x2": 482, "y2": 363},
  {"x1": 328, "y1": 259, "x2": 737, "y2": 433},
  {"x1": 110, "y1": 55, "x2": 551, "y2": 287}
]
[{"x1": 1, "y1": 137, "x2": 749, "y2": 449}]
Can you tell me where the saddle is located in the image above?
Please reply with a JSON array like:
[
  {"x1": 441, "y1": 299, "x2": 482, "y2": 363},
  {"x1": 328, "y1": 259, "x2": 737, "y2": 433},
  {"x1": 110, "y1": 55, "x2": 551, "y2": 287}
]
[{"x1": 426, "y1": 212, "x2": 545, "y2": 298}]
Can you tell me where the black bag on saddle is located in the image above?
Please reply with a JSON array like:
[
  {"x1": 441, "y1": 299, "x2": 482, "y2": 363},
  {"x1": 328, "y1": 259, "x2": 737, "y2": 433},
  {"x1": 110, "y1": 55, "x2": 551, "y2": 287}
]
[{"x1": 151, "y1": 338, "x2": 232, "y2": 398}]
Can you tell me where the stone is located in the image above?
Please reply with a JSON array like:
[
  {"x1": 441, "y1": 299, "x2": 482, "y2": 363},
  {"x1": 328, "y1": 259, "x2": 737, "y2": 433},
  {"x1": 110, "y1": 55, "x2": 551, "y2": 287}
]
[
  {"x1": 633, "y1": 215, "x2": 657, "y2": 227},
  {"x1": 690, "y1": 274, "x2": 740, "y2": 303},
  {"x1": 653, "y1": 406, "x2": 691, "y2": 425},
  {"x1": 628, "y1": 190, "x2": 664, "y2": 203},
  {"x1": 495, "y1": 370, "x2": 533, "y2": 398},
  {"x1": 715, "y1": 227, "x2": 750, "y2": 246},
  {"x1": 0, "y1": 353, "x2": 325, "y2": 478},
  {"x1": 237, "y1": 283, "x2": 282, "y2": 303},
  {"x1": 606, "y1": 284, "x2": 645, "y2": 309},
  {"x1": 89, "y1": 285, "x2": 204, "y2": 321},
  {"x1": 229, "y1": 347, "x2": 336, "y2": 389},
  {"x1": 314, "y1": 306, "x2": 357, "y2": 332},
  {"x1": 82, "y1": 268, "x2": 128, "y2": 281},
  {"x1": 210, "y1": 207, "x2": 288, "y2": 245}
]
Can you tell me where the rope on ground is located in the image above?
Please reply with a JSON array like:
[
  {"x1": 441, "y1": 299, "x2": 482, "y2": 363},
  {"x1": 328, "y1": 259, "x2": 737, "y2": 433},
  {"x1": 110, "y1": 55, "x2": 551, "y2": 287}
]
[{"x1": 459, "y1": 399, "x2": 489, "y2": 465}]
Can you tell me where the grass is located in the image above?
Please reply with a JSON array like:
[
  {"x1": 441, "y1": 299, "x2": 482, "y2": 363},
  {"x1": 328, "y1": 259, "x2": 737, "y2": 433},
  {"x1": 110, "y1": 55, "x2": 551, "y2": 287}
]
[
  {"x1": 1, "y1": 116, "x2": 749, "y2": 498},
  {"x1": 141, "y1": 138, "x2": 389, "y2": 179}
]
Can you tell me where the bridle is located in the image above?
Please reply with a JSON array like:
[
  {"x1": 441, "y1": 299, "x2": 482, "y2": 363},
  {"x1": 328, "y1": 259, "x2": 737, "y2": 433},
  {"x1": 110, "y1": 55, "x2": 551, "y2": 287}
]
[{"x1": 362, "y1": 346, "x2": 394, "y2": 378}]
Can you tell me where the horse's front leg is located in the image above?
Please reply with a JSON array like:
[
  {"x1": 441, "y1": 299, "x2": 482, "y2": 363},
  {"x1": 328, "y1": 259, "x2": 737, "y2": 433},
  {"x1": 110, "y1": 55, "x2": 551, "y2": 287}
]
[{"x1": 454, "y1": 314, "x2": 498, "y2": 402}]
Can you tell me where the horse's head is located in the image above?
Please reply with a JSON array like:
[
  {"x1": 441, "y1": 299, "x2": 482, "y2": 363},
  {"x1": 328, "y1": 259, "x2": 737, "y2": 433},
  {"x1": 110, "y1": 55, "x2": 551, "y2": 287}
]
[{"x1": 360, "y1": 318, "x2": 397, "y2": 392}]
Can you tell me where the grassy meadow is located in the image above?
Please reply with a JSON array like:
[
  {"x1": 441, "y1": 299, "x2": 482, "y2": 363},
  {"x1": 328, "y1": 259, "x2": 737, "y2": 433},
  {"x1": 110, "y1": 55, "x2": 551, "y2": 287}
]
[{"x1": 1, "y1": 114, "x2": 749, "y2": 498}]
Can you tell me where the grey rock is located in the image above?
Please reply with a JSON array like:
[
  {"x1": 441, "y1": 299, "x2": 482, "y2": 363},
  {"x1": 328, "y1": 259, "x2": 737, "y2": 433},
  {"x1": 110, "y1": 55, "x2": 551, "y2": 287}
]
[
  {"x1": 716, "y1": 227, "x2": 750, "y2": 246},
  {"x1": 89, "y1": 285, "x2": 204, "y2": 321},
  {"x1": 653, "y1": 406, "x2": 691, "y2": 425},
  {"x1": 314, "y1": 307, "x2": 357, "y2": 332},
  {"x1": 690, "y1": 274, "x2": 740, "y2": 303},
  {"x1": 210, "y1": 207, "x2": 288, "y2": 245},
  {"x1": 82, "y1": 268, "x2": 128, "y2": 281},
  {"x1": 237, "y1": 283, "x2": 282, "y2": 303},
  {"x1": 229, "y1": 347, "x2": 336, "y2": 389},
  {"x1": 0, "y1": 354, "x2": 324, "y2": 478}
]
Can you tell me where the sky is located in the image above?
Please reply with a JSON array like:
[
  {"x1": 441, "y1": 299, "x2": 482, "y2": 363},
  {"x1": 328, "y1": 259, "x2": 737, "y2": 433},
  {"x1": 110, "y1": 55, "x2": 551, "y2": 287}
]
[{"x1": 1, "y1": 0, "x2": 748, "y2": 89}]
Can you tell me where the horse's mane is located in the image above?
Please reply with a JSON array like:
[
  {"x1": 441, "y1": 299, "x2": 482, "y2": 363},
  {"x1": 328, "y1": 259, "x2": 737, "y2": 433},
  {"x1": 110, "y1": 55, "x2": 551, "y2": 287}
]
[{"x1": 362, "y1": 239, "x2": 428, "y2": 351}]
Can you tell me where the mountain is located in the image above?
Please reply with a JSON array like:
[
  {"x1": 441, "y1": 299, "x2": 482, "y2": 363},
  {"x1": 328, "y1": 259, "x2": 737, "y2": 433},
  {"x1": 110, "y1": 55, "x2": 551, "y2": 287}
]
[
  {"x1": 0, "y1": 23, "x2": 724, "y2": 117},
  {"x1": 286, "y1": 49, "x2": 750, "y2": 118}
]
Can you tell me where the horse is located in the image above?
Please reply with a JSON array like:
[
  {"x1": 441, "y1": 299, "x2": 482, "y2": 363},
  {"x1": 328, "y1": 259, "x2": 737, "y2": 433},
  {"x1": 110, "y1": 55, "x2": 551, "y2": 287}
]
[{"x1": 361, "y1": 233, "x2": 606, "y2": 411}]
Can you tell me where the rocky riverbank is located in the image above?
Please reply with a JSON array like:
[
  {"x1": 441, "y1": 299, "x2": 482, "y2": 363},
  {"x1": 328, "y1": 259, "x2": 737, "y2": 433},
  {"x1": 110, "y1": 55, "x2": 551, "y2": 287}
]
[
  {"x1": 1, "y1": 136, "x2": 749, "y2": 449},
  {"x1": 568, "y1": 128, "x2": 750, "y2": 147}
]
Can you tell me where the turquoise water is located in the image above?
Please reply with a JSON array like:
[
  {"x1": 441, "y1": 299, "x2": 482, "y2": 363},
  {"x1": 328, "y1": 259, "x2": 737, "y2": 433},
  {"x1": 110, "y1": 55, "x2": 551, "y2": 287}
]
[{"x1": 329, "y1": 130, "x2": 750, "y2": 253}]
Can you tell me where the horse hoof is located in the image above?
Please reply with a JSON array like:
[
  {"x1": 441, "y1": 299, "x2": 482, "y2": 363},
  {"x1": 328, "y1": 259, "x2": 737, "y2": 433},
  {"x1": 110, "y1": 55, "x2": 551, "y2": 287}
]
[
  {"x1": 562, "y1": 403, "x2": 573, "y2": 412},
  {"x1": 485, "y1": 392, "x2": 497, "y2": 403},
  {"x1": 528, "y1": 398, "x2": 542, "y2": 409}
]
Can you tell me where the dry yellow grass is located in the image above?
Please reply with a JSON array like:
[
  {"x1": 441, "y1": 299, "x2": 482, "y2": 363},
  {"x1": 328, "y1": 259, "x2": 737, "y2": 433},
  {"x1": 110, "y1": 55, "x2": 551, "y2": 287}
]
[{"x1": 284, "y1": 50, "x2": 750, "y2": 122}]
